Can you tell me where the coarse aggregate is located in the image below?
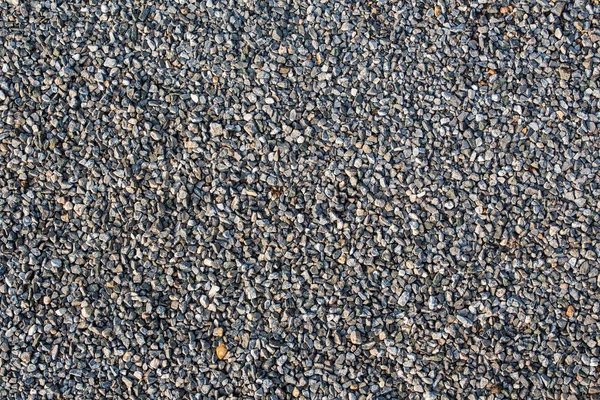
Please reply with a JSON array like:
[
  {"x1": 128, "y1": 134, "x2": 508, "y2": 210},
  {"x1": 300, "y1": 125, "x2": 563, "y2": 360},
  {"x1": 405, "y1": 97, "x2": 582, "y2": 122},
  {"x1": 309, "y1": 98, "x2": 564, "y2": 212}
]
[{"x1": 0, "y1": 0, "x2": 600, "y2": 399}]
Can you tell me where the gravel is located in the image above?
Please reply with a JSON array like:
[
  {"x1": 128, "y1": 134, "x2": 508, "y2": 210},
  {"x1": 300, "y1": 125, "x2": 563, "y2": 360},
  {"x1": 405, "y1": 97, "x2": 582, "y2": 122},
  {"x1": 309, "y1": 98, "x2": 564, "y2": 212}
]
[{"x1": 1, "y1": 0, "x2": 599, "y2": 399}]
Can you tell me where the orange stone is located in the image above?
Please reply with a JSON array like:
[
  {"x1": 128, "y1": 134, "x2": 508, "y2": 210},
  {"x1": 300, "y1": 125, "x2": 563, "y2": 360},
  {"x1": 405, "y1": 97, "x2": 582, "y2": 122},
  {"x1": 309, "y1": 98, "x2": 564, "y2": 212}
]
[
  {"x1": 216, "y1": 343, "x2": 227, "y2": 359},
  {"x1": 566, "y1": 305, "x2": 575, "y2": 318}
]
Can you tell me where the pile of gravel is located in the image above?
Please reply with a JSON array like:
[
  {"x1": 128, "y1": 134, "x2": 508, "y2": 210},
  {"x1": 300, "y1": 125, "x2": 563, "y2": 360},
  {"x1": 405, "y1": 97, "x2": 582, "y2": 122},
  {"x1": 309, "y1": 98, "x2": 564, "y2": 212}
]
[{"x1": 1, "y1": 0, "x2": 599, "y2": 398}]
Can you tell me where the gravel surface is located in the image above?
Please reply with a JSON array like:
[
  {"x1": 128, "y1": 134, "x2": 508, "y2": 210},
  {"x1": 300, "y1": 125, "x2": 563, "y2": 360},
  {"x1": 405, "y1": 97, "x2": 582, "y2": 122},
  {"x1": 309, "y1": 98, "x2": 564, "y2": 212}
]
[{"x1": 1, "y1": 0, "x2": 600, "y2": 398}]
